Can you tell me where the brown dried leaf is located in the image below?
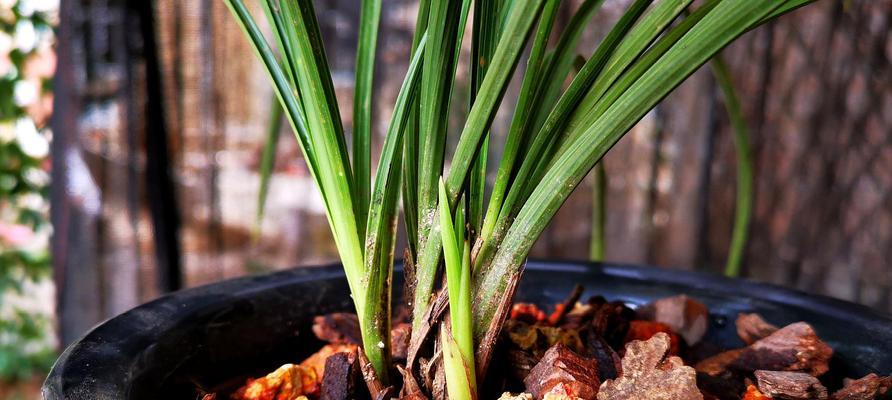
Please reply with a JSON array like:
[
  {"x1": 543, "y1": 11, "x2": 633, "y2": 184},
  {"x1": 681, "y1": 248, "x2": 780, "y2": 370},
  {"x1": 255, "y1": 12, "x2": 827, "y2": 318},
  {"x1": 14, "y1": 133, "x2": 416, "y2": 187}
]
[
  {"x1": 636, "y1": 295, "x2": 710, "y2": 345},
  {"x1": 597, "y1": 332, "x2": 703, "y2": 400},
  {"x1": 313, "y1": 313, "x2": 362, "y2": 345},
  {"x1": 231, "y1": 364, "x2": 318, "y2": 400},
  {"x1": 755, "y1": 370, "x2": 827, "y2": 399},
  {"x1": 356, "y1": 346, "x2": 389, "y2": 400},
  {"x1": 830, "y1": 373, "x2": 892, "y2": 400},
  {"x1": 736, "y1": 314, "x2": 779, "y2": 345},
  {"x1": 391, "y1": 322, "x2": 412, "y2": 361},
  {"x1": 524, "y1": 344, "x2": 600, "y2": 400},
  {"x1": 398, "y1": 365, "x2": 428, "y2": 400}
]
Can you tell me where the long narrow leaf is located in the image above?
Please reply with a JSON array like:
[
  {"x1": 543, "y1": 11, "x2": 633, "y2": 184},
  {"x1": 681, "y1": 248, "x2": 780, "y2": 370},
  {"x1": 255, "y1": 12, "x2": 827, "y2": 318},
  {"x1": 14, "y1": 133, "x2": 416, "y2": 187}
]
[
  {"x1": 474, "y1": 0, "x2": 652, "y2": 269},
  {"x1": 412, "y1": 0, "x2": 472, "y2": 329},
  {"x1": 478, "y1": 0, "x2": 560, "y2": 247},
  {"x1": 438, "y1": 179, "x2": 474, "y2": 374},
  {"x1": 444, "y1": 0, "x2": 547, "y2": 200},
  {"x1": 256, "y1": 97, "x2": 284, "y2": 234},
  {"x1": 711, "y1": 55, "x2": 752, "y2": 278},
  {"x1": 361, "y1": 34, "x2": 427, "y2": 384},
  {"x1": 473, "y1": 0, "x2": 787, "y2": 364},
  {"x1": 353, "y1": 0, "x2": 382, "y2": 241}
]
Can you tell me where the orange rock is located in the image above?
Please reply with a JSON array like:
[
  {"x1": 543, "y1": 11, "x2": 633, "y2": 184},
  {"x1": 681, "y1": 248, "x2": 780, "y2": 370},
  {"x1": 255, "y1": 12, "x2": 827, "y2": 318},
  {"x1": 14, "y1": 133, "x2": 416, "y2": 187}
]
[
  {"x1": 624, "y1": 321, "x2": 681, "y2": 356},
  {"x1": 743, "y1": 384, "x2": 773, "y2": 400},
  {"x1": 299, "y1": 343, "x2": 358, "y2": 381},
  {"x1": 512, "y1": 303, "x2": 548, "y2": 324},
  {"x1": 231, "y1": 364, "x2": 317, "y2": 400}
]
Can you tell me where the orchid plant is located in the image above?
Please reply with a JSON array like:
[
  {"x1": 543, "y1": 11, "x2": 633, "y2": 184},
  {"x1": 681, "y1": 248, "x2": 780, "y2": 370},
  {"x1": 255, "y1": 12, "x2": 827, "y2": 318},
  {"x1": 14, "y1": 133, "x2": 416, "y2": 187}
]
[{"x1": 225, "y1": 0, "x2": 813, "y2": 396}]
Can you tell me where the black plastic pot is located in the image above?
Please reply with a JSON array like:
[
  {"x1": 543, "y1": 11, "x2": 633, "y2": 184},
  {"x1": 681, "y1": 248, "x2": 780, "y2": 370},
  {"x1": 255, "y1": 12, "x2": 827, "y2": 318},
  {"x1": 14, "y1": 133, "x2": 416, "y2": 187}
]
[{"x1": 43, "y1": 260, "x2": 892, "y2": 399}]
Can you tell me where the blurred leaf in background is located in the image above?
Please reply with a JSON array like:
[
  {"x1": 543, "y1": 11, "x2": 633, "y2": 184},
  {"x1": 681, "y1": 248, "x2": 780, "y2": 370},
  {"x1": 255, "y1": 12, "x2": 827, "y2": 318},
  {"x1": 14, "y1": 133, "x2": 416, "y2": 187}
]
[{"x1": 0, "y1": 0, "x2": 58, "y2": 383}]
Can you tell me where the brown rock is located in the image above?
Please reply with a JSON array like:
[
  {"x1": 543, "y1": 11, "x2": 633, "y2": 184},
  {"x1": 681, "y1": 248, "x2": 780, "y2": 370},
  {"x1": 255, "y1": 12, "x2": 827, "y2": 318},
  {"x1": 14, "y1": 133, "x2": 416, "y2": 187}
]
[
  {"x1": 696, "y1": 323, "x2": 832, "y2": 378},
  {"x1": 320, "y1": 351, "x2": 359, "y2": 400},
  {"x1": 730, "y1": 323, "x2": 832, "y2": 376},
  {"x1": 830, "y1": 373, "x2": 892, "y2": 400},
  {"x1": 637, "y1": 295, "x2": 710, "y2": 345},
  {"x1": 597, "y1": 332, "x2": 703, "y2": 400},
  {"x1": 505, "y1": 319, "x2": 585, "y2": 381},
  {"x1": 312, "y1": 313, "x2": 362, "y2": 345},
  {"x1": 524, "y1": 344, "x2": 600, "y2": 400},
  {"x1": 736, "y1": 314, "x2": 779, "y2": 345},
  {"x1": 755, "y1": 370, "x2": 828, "y2": 399}
]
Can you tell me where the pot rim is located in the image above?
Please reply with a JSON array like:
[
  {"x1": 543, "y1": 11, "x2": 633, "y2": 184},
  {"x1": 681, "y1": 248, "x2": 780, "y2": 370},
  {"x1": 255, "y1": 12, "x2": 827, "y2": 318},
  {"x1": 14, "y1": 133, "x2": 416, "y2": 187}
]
[{"x1": 44, "y1": 259, "x2": 892, "y2": 397}]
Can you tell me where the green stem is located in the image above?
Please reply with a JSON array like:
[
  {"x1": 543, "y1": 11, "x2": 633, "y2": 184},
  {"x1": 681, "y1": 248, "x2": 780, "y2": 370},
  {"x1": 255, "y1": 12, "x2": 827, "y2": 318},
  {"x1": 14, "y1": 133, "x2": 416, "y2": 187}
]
[
  {"x1": 711, "y1": 56, "x2": 753, "y2": 278},
  {"x1": 589, "y1": 162, "x2": 607, "y2": 261}
]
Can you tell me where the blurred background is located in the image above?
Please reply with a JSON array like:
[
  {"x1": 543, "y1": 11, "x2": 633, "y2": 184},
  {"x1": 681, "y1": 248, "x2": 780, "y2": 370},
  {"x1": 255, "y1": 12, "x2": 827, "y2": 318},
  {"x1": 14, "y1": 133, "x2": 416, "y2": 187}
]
[{"x1": 0, "y1": 0, "x2": 890, "y2": 397}]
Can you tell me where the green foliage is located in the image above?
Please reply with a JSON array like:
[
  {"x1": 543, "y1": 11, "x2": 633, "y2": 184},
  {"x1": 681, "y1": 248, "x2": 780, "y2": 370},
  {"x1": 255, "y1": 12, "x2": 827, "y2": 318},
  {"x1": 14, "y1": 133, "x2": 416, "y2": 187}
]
[
  {"x1": 711, "y1": 56, "x2": 753, "y2": 277},
  {"x1": 0, "y1": 0, "x2": 57, "y2": 383},
  {"x1": 229, "y1": 0, "x2": 815, "y2": 389}
]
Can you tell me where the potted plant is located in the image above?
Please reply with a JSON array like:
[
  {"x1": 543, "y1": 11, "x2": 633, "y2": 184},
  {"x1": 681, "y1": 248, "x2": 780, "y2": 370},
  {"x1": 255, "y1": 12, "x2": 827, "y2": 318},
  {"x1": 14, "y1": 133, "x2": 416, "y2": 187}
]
[{"x1": 44, "y1": 0, "x2": 892, "y2": 399}]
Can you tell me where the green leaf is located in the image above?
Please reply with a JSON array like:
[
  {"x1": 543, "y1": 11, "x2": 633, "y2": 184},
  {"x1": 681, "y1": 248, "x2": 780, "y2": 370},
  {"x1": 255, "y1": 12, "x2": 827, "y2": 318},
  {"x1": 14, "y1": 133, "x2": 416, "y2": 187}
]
[
  {"x1": 478, "y1": 0, "x2": 561, "y2": 248},
  {"x1": 475, "y1": 0, "x2": 652, "y2": 270},
  {"x1": 445, "y1": 0, "x2": 548, "y2": 202},
  {"x1": 256, "y1": 97, "x2": 284, "y2": 236},
  {"x1": 711, "y1": 55, "x2": 752, "y2": 278},
  {"x1": 353, "y1": 0, "x2": 382, "y2": 241},
  {"x1": 473, "y1": 0, "x2": 790, "y2": 356},
  {"x1": 412, "y1": 0, "x2": 472, "y2": 330},
  {"x1": 438, "y1": 178, "x2": 474, "y2": 382},
  {"x1": 440, "y1": 324, "x2": 476, "y2": 400}
]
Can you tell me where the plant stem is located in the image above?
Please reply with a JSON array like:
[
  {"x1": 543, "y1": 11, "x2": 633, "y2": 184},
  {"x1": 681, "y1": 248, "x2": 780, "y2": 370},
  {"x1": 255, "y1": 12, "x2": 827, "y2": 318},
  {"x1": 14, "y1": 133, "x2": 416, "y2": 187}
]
[
  {"x1": 589, "y1": 162, "x2": 607, "y2": 261},
  {"x1": 711, "y1": 55, "x2": 753, "y2": 278}
]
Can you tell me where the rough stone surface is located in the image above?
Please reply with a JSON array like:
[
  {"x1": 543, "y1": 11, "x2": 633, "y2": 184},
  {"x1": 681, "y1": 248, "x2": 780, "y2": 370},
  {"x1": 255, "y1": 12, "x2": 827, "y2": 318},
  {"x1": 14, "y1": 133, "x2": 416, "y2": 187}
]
[
  {"x1": 525, "y1": 344, "x2": 600, "y2": 400},
  {"x1": 736, "y1": 313, "x2": 779, "y2": 345},
  {"x1": 830, "y1": 373, "x2": 892, "y2": 400},
  {"x1": 597, "y1": 333, "x2": 703, "y2": 400},
  {"x1": 755, "y1": 370, "x2": 828, "y2": 399}
]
